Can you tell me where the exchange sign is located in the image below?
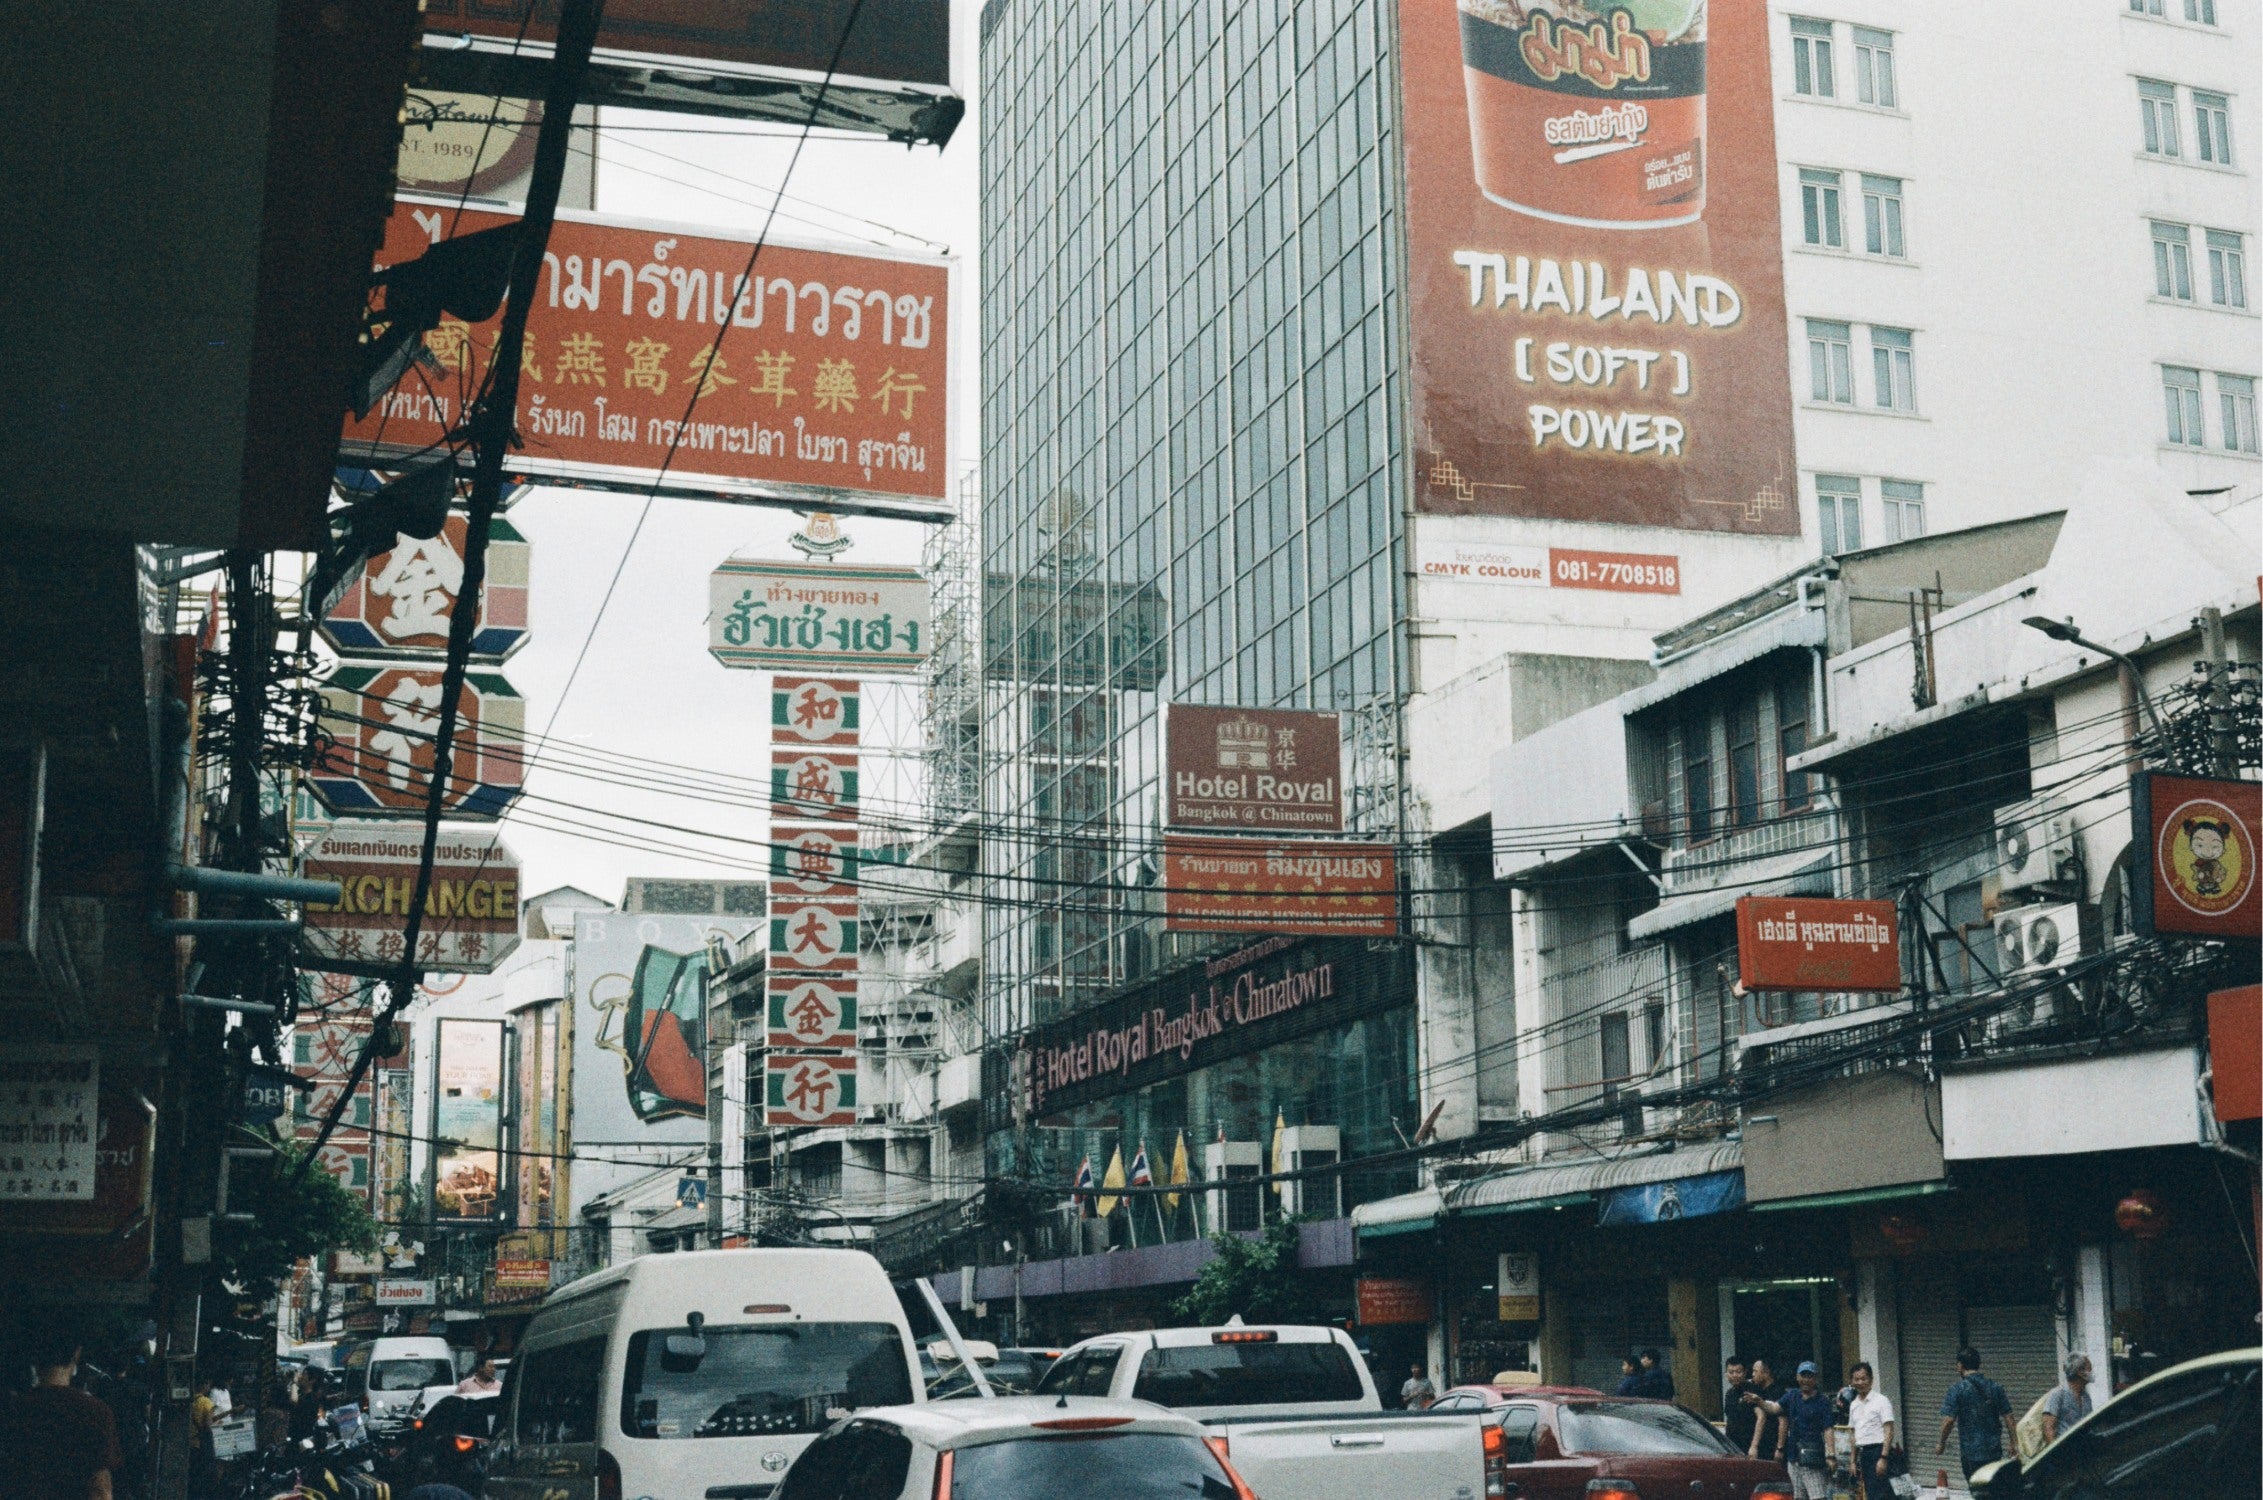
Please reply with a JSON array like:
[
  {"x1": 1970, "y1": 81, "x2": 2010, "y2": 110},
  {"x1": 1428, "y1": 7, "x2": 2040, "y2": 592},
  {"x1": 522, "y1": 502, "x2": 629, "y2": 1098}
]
[
  {"x1": 1398, "y1": 0, "x2": 1798, "y2": 533},
  {"x1": 711, "y1": 559, "x2": 931, "y2": 673},
  {"x1": 765, "y1": 1050, "x2": 858, "y2": 1127},
  {"x1": 312, "y1": 664, "x2": 524, "y2": 817},
  {"x1": 341, "y1": 202, "x2": 952, "y2": 521},
  {"x1": 300, "y1": 823, "x2": 522, "y2": 973},
  {"x1": 319, "y1": 513, "x2": 531, "y2": 661}
]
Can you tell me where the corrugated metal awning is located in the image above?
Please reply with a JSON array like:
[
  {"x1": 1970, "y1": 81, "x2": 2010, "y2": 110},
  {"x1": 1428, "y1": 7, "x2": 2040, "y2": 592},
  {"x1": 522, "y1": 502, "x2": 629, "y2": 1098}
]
[
  {"x1": 1626, "y1": 849, "x2": 1834, "y2": 941},
  {"x1": 1350, "y1": 1186, "x2": 1442, "y2": 1240},
  {"x1": 1622, "y1": 606, "x2": 1827, "y2": 715},
  {"x1": 1447, "y1": 1140, "x2": 1744, "y2": 1215}
]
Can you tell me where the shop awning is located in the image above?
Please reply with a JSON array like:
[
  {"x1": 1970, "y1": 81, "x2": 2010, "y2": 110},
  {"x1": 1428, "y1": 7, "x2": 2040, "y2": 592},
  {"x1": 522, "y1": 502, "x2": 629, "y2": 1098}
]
[
  {"x1": 1749, "y1": 1179, "x2": 1952, "y2": 1213},
  {"x1": 1351, "y1": 1187, "x2": 1443, "y2": 1240},
  {"x1": 1448, "y1": 1140, "x2": 1745, "y2": 1217},
  {"x1": 1626, "y1": 850, "x2": 1834, "y2": 941}
]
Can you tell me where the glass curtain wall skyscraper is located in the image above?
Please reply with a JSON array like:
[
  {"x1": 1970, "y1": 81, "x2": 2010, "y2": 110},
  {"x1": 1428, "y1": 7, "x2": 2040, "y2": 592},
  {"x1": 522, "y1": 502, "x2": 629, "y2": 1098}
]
[{"x1": 980, "y1": 0, "x2": 1411, "y2": 1067}]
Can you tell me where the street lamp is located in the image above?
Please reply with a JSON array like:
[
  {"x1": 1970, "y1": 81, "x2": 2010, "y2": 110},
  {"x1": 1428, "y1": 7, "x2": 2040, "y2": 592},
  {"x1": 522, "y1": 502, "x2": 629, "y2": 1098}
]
[{"x1": 2021, "y1": 616, "x2": 2169, "y2": 740}]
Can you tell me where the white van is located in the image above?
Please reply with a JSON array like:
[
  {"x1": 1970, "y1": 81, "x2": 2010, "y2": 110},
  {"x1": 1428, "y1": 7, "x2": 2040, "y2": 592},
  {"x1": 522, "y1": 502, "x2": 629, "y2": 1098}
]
[
  {"x1": 362, "y1": 1335, "x2": 462, "y2": 1434},
  {"x1": 486, "y1": 1248, "x2": 922, "y2": 1500}
]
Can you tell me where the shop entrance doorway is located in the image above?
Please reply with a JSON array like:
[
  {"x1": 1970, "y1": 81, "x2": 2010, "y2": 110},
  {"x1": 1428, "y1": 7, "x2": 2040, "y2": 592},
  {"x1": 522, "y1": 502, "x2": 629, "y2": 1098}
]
[{"x1": 1723, "y1": 1276, "x2": 1844, "y2": 1382}]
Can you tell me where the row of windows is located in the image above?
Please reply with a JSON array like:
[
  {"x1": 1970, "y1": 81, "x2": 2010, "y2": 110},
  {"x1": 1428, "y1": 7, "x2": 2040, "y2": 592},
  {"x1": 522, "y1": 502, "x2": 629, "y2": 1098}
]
[
  {"x1": 2161, "y1": 366, "x2": 2260, "y2": 453},
  {"x1": 1815, "y1": 473, "x2": 1927, "y2": 556},
  {"x1": 2150, "y1": 221, "x2": 2250, "y2": 308},
  {"x1": 1789, "y1": 17, "x2": 1897, "y2": 109},
  {"x1": 1798, "y1": 167, "x2": 1905, "y2": 258},
  {"x1": 2138, "y1": 79, "x2": 2236, "y2": 167},
  {"x1": 2130, "y1": 0, "x2": 2219, "y2": 24},
  {"x1": 1805, "y1": 319, "x2": 1916, "y2": 413}
]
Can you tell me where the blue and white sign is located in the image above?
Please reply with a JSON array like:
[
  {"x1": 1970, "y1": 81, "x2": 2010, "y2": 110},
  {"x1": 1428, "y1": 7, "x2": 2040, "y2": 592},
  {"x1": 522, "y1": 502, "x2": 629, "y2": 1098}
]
[{"x1": 1596, "y1": 1169, "x2": 1746, "y2": 1227}]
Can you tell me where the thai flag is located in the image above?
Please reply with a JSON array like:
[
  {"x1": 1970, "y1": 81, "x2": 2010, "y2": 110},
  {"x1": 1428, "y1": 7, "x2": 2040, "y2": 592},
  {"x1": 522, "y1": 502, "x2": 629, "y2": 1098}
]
[
  {"x1": 1071, "y1": 1155, "x2": 1096, "y2": 1216},
  {"x1": 1129, "y1": 1143, "x2": 1155, "y2": 1190}
]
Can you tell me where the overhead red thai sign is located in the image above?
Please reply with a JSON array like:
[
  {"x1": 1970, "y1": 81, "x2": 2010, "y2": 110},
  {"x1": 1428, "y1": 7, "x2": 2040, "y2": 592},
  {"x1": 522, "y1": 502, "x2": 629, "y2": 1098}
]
[
  {"x1": 1166, "y1": 706, "x2": 1343, "y2": 833},
  {"x1": 300, "y1": 823, "x2": 522, "y2": 973},
  {"x1": 421, "y1": 1, "x2": 951, "y2": 88},
  {"x1": 340, "y1": 201, "x2": 952, "y2": 520},
  {"x1": 1736, "y1": 896, "x2": 1901, "y2": 993},
  {"x1": 1162, "y1": 838, "x2": 1399, "y2": 936},
  {"x1": 2131, "y1": 772, "x2": 2260, "y2": 945}
]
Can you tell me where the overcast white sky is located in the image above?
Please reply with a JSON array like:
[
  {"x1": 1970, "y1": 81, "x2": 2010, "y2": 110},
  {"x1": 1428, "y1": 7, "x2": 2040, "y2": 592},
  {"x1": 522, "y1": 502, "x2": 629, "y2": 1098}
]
[{"x1": 494, "y1": 3, "x2": 982, "y2": 907}]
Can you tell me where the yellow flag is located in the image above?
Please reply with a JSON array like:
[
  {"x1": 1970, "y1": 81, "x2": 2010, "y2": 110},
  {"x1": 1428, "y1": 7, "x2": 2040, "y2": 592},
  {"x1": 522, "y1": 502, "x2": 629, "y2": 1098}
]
[
  {"x1": 1270, "y1": 1111, "x2": 1287, "y2": 1197},
  {"x1": 1095, "y1": 1145, "x2": 1127, "y2": 1216},
  {"x1": 1164, "y1": 1131, "x2": 1190, "y2": 1214}
]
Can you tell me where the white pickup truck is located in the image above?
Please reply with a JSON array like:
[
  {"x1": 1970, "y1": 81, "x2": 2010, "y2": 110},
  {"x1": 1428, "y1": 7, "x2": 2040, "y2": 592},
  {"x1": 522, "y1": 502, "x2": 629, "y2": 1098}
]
[{"x1": 1033, "y1": 1324, "x2": 1493, "y2": 1500}]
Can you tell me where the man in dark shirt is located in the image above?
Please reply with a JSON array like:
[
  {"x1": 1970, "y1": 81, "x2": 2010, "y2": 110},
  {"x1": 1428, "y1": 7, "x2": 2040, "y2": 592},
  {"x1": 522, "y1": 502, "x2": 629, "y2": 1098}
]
[
  {"x1": 1615, "y1": 1353, "x2": 1644, "y2": 1397},
  {"x1": 1763, "y1": 1361, "x2": 1841, "y2": 1500},
  {"x1": 1633, "y1": 1347, "x2": 1675, "y2": 1400},
  {"x1": 1, "y1": 1325, "x2": 124, "y2": 1500},
  {"x1": 1722, "y1": 1356, "x2": 1760, "y2": 1452},
  {"x1": 1936, "y1": 1346, "x2": 2014, "y2": 1477},
  {"x1": 1747, "y1": 1357, "x2": 1787, "y2": 1460}
]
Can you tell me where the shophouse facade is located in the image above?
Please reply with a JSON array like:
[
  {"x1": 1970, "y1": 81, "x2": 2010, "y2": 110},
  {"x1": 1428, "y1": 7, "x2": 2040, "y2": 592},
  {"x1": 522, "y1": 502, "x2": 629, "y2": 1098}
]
[{"x1": 1356, "y1": 483, "x2": 2258, "y2": 1490}]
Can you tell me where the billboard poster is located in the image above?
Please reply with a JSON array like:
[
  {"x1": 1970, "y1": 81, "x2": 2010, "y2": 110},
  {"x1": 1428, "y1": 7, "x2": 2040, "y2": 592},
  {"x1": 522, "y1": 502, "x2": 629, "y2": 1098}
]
[
  {"x1": 2131, "y1": 772, "x2": 2260, "y2": 945},
  {"x1": 569, "y1": 911, "x2": 758, "y2": 1214},
  {"x1": 711, "y1": 560, "x2": 931, "y2": 674},
  {"x1": 1162, "y1": 838, "x2": 1400, "y2": 937},
  {"x1": 1165, "y1": 707, "x2": 1343, "y2": 833},
  {"x1": 341, "y1": 202, "x2": 952, "y2": 521},
  {"x1": 431, "y1": 1018, "x2": 506, "y2": 1222},
  {"x1": 1735, "y1": 896, "x2": 1901, "y2": 993},
  {"x1": 1399, "y1": 0, "x2": 1798, "y2": 533}
]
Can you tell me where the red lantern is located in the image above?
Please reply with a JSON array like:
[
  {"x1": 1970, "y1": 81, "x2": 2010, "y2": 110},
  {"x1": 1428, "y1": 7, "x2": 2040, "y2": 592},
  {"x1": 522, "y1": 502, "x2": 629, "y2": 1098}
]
[
  {"x1": 1879, "y1": 1214, "x2": 1929, "y2": 1253},
  {"x1": 2114, "y1": 1189, "x2": 2167, "y2": 1240}
]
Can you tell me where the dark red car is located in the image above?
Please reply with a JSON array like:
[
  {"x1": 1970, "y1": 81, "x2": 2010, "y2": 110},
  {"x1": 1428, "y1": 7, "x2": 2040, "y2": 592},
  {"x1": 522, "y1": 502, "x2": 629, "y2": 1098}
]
[{"x1": 1432, "y1": 1384, "x2": 1794, "y2": 1500}]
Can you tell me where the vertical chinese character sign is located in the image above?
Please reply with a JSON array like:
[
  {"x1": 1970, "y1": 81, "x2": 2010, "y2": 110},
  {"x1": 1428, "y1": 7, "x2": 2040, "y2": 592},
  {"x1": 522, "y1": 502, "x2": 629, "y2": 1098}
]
[{"x1": 764, "y1": 677, "x2": 859, "y2": 1126}]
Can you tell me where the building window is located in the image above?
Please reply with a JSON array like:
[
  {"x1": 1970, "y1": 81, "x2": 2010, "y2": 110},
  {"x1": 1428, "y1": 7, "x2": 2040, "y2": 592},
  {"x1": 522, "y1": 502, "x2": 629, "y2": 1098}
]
[
  {"x1": 2153, "y1": 220, "x2": 2196, "y2": 299},
  {"x1": 1791, "y1": 18, "x2": 1836, "y2": 98},
  {"x1": 1852, "y1": 27, "x2": 1897, "y2": 108},
  {"x1": 2163, "y1": 364, "x2": 2206, "y2": 445},
  {"x1": 1800, "y1": 168, "x2": 1845, "y2": 248},
  {"x1": 1860, "y1": 175, "x2": 1906, "y2": 257},
  {"x1": 1777, "y1": 678, "x2": 1812, "y2": 811},
  {"x1": 1600, "y1": 1012, "x2": 1631, "y2": 1086},
  {"x1": 1643, "y1": 1002, "x2": 1668, "y2": 1069},
  {"x1": 2223, "y1": 374, "x2": 2260, "y2": 453},
  {"x1": 2187, "y1": 0, "x2": 2218, "y2": 20},
  {"x1": 2207, "y1": 229, "x2": 2249, "y2": 308},
  {"x1": 1871, "y1": 326, "x2": 1916, "y2": 411},
  {"x1": 2128, "y1": 0, "x2": 2162, "y2": 13},
  {"x1": 1682, "y1": 718, "x2": 1716, "y2": 842},
  {"x1": 1727, "y1": 700, "x2": 1763, "y2": 829},
  {"x1": 1808, "y1": 319, "x2": 1854, "y2": 403},
  {"x1": 1880, "y1": 479, "x2": 1926, "y2": 541},
  {"x1": 2140, "y1": 80, "x2": 2181, "y2": 157},
  {"x1": 2194, "y1": 90, "x2": 2233, "y2": 165},
  {"x1": 1816, "y1": 474, "x2": 1863, "y2": 555}
]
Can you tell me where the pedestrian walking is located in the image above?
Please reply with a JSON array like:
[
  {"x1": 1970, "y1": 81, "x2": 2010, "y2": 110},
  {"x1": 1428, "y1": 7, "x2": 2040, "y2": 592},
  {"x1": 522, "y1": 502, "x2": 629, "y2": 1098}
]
[
  {"x1": 1762, "y1": 1361, "x2": 1839, "y2": 1500},
  {"x1": 1399, "y1": 1364, "x2": 1434, "y2": 1410},
  {"x1": 1746, "y1": 1357, "x2": 1787, "y2": 1462},
  {"x1": 1721, "y1": 1355, "x2": 1759, "y2": 1455},
  {"x1": 0, "y1": 1321, "x2": 126, "y2": 1500},
  {"x1": 2038, "y1": 1354, "x2": 2095, "y2": 1445},
  {"x1": 1844, "y1": 1361, "x2": 1900, "y2": 1500},
  {"x1": 1633, "y1": 1347, "x2": 1675, "y2": 1400},
  {"x1": 454, "y1": 1358, "x2": 501, "y2": 1397},
  {"x1": 1935, "y1": 1346, "x2": 2014, "y2": 1476}
]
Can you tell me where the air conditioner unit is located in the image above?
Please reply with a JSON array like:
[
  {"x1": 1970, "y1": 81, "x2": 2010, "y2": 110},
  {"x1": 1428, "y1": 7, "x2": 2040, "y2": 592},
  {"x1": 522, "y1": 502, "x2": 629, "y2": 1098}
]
[
  {"x1": 1996, "y1": 799, "x2": 2080, "y2": 894},
  {"x1": 1993, "y1": 902, "x2": 2086, "y2": 976}
]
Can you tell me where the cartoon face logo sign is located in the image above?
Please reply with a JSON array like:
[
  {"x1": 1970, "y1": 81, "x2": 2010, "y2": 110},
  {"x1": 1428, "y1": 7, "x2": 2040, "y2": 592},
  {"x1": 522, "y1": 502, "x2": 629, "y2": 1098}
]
[{"x1": 2159, "y1": 796, "x2": 2254, "y2": 917}]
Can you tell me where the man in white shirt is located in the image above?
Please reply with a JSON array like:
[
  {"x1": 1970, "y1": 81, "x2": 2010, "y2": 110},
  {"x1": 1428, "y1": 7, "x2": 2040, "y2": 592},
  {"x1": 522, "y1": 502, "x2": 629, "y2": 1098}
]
[{"x1": 1844, "y1": 1361, "x2": 1898, "y2": 1500}]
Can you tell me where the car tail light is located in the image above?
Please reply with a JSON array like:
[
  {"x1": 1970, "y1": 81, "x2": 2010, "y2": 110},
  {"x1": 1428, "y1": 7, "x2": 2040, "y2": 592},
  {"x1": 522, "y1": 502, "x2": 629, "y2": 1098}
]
[
  {"x1": 1482, "y1": 1420, "x2": 1506, "y2": 1499},
  {"x1": 930, "y1": 1449, "x2": 954, "y2": 1500},
  {"x1": 1585, "y1": 1484, "x2": 1642, "y2": 1500},
  {"x1": 1032, "y1": 1417, "x2": 1136, "y2": 1431},
  {"x1": 596, "y1": 1449, "x2": 622, "y2": 1500},
  {"x1": 1212, "y1": 1330, "x2": 1277, "y2": 1344},
  {"x1": 1201, "y1": 1437, "x2": 1258, "y2": 1500},
  {"x1": 1750, "y1": 1489, "x2": 1794, "y2": 1500}
]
